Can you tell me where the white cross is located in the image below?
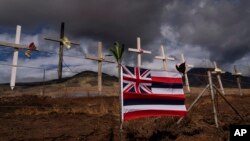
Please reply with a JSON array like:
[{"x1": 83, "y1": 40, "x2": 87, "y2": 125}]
[
  {"x1": 85, "y1": 42, "x2": 114, "y2": 95},
  {"x1": 233, "y1": 65, "x2": 242, "y2": 96},
  {"x1": 180, "y1": 53, "x2": 193, "y2": 93},
  {"x1": 155, "y1": 45, "x2": 175, "y2": 70},
  {"x1": 212, "y1": 61, "x2": 225, "y2": 95},
  {"x1": 0, "y1": 25, "x2": 38, "y2": 90},
  {"x1": 128, "y1": 37, "x2": 151, "y2": 67}
]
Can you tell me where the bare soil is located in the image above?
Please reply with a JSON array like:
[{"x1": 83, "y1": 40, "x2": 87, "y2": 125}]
[{"x1": 0, "y1": 88, "x2": 250, "y2": 141}]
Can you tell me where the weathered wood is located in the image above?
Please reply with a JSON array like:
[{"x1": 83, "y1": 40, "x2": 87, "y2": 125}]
[
  {"x1": 97, "y1": 42, "x2": 102, "y2": 94},
  {"x1": 44, "y1": 22, "x2": 79, "y2": 79},
  {"x1": 58, "y1": 22, "x2": 64, "y2": 79},
  {"x1": 180, "y1": 53, "x2": 193, "y2": 93},
  {"x1": 44, "y1": 38, "x2": 79, "y2": 45},
  {"x1": 178, "y1": 71, "x2": 242, "y2": 128},
  {"x1": 213, "y1": 85, "x2": 244, "y2": 121},
  {"x1": 208, "y1": 71, "x2": 219, "y2": 128},
  {"x1": 233, "y1": 65, "x2": 243, "y2": 96},
  {"x1": 0, "y1": 41, "x2": 27, "y2": 49},
  {"x1": 177, "y1": 84, "x2": 209, "y2": 124},
  {"x1": 155, "y1": 45, "x2": 175, "y2": 71},
  {"x1": 212, "y1": 61, "x2": 225, "y2": 95},
  {"x1": 10, "y1": 25, "x2": 21, "y2": 90},
  {"x1": 128, "y1": 37, "x2": 151, "y2": 67},
  {"x1": 85, "y1": 42, "x2": 115, "y2": 95}
]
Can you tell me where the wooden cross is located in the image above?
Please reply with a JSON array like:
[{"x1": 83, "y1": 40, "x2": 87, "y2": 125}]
[
  {"x1": 44, "y1": 22, "x2": 79, "y2": 79},
  {"x1": 0, "y1": 25, "x2": 38, "y2": 90},
  {"x1": 155, "y1": 45, "x2": 175, "y2": 70},
  {"x1": 211, "y1": 61, "x2": 225, "y2": 95},
  {"x1": 128, "y1": 37, "x2": 151, "y2": 67},
  {"x1": 85, "y1": 42, "x2": 114, "y2": 95},
  {"x1": 233, "y1": 65, "x2": 243, "y2": 96},
  {"x1": 180, "y1": 53, "x2": 193, "y2": 93}
]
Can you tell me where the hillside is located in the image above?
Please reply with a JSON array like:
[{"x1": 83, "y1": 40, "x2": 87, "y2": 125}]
[
  {"x1": 188, "y1": 68, "x2": 250, "y2": 88},
  {"x1": 1, "y1": 68, "x2": 250, "y2": 97},
  {"x1": 0, "y1": 71, "x2": 119, "y2": 97},
  {"x1": 0, "y1": 71, "x2": 118, "y2": 87},
  {"x1": 1, "y1": 68, "x2": 249, "y2": 88}
]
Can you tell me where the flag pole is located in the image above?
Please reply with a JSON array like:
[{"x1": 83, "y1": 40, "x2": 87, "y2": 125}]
[
  {"x1": 109, "y1": 42, "x2": 124, "y2": 140},
  {"x1": 119, "y1": 63, "x2": 123, "y2": 141}
]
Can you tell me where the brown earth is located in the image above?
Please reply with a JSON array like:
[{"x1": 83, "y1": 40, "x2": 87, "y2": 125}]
[{"x1": 0, "y1": 88, "x2": 250, "y2": 141}]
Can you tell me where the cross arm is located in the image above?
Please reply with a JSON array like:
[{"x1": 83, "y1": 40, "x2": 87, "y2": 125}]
[
  {"x1": 212, "y1": 61, "x2": 224, "y2": 74},
  {"x1": 155, "y1": 56, "x2": 165, "y2": 60},
  {"x1": 0, "y1": 41, "x2": 27, "y2": 49},
  {"x1": 128, "y1": 48, "x2": 140, "y2": 52},
  {"x1": 0, "y1": 41, "x2": 39, "y2": 51},
  {"x1": 44, "y1": 37, "x2": 80, "y2": 45},
  {"x1": 187, "y1": 64, "x2": 194, "y2": 68},
  {"x1": 103, "y1": 59, "x2": 115, "y2": 63},
  {"x1": 167, "y1": 57, "x2": 175, "y2": 61},
  {"x1": 233, "y1": 65, "x2": 242, "y2": 76},
  {"x1": 85, "y1": 55, "x2": 115, "y2": 63},
  {"x1": 128, "y1": 48, "x2": 151, "y2": 54},
  {"x1": 155, "y1": 56, "x2": 175, "y2": 61},
  {"x1": 85, "y1": 55, "x2": 101, "y2": 61},
  {"x1": 142, "y1": 50, "x2": 151, "y2": 54}
]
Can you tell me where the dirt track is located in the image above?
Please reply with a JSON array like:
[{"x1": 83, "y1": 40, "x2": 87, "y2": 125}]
[{"x1": 0, "y1": 91, "x2": 250, "y2": 141}]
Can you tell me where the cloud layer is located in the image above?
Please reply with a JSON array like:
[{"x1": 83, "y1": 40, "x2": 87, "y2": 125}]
[{"x1": 1, "y1": 0, "x2": 250, "y2": 83}]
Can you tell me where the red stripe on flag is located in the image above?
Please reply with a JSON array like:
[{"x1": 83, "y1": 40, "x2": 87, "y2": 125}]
[
  {"x1": 123, "y1": 76, "x2": 183, "y2": 84},
  {"x1": 124, "y1": 110, "x2": 187, "y2": 121},
  {"x1": 123, "y1": 93, "x2": 185, "y2": 100},
  {"x1": 151, "y1": 77, "x2": 183, "y2": 84}
]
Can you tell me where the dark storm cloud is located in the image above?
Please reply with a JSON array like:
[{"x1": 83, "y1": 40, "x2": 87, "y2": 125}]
[
  {"x1": 0, "y1": 0, "x2": 168, "y2": 48},
  {"x1": 162, "y1": 0, "x2": 250, "y2": 64},
  {"x1": 0, "y1": 0, "x2": 250, "y2": 66}
]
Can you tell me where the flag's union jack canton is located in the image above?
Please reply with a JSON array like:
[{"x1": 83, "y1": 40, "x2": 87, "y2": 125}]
[
  {"x1": 123, "y1": 66, "x2": 152, "y2": 94},
  {"x1": 121, "y1": 65, "x2": 187, "y2": 121}
]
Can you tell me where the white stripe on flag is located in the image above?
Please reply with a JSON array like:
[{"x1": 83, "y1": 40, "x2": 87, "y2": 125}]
[
  {"x1": 123, "y1": 105, "x2": 187, "y2": 113},
  {"x1": 151, "y1": 71, "x2": 181, "y2": 78},
  {"x1": 151, "y1": 88, "x2": 184, "y2": 94}
]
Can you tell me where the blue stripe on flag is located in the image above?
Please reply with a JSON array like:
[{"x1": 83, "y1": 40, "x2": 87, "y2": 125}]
[{"x1": 124, "y1": 99, "x2": 185, "y2": 106}]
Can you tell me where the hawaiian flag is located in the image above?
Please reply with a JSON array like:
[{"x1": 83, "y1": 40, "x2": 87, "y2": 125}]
[{"x1": 121, "y1": 65, "x2": 187, "y2": 121}]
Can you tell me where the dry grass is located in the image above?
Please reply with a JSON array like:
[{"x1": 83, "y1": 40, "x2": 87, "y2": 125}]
[{"x1": 12, "y1": 96, "x2": 120, "y2": 117}]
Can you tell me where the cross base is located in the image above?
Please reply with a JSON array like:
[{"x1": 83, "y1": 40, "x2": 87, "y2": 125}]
[{"x1": 177, "y1": 71, "x2": 244, "y2": 128}]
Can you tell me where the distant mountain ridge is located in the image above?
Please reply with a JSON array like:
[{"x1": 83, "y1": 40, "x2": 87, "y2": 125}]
[
  {"x1": 0, "y1": 71, "x2": 118, "y2": 88},
  {"x1": 0, "y1": 68, "x2": 250, "y2": 88},
  {"x1": 187, "y1": 68, "x2": 250, "y2": 88}
]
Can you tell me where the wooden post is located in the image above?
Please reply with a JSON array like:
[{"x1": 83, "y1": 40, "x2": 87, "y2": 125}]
[
  {"x1": 212, "y1": 61, "x2": 225, "y2": 95},
  {"x1": 58, "y1": 22, "x2": 64, "y2": 79},
  {"x1": 42, "y1": 69, "x2": 46, "y2": 96},
  {"x1": 233, "y1": 65, "x2": 243, "y2": 96},
  {"x1": 128, "y1": 37, "x2": 151, "y2": 67},
  {"x1": 0, "y1": 25, "x2": 40, "y2": 90},
  {"x1": 177, "y1": 71, "x2": 243, "y2": 126},
  {"x1": 97, "y1": 42, "x2": 103, "y2": 95},
  {"x1": 155, "y1": 45, "x2": 175, "y2": 71},
  {"x1": 213, "y1": 85, "x2": 244, "y2": 121},
  {"x1": 10, "y1": 25, "x2": 21, "y2": 90},
  {"x1": 180, "y1": 53, "x2": 193, "y2": 93},
  {"x1": 119, "y1": 64, "x2": 123, "y2": 141},
  {"x1": 85, "y1": 42, "x2": 114, "y2": 95},
  {"x1": 208, "y1": 71, "x2": 219, "y2": 128},
  {"x1": 44, "y1": 22, "x2": 80, "y2": 79},
  {"x1": 177, "y1": 84, "x2": 209, "y2": 124}
]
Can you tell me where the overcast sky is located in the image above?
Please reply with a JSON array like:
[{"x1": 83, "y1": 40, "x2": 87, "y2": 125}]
[{"x1": 1, "y1": 0, "x2": 250, "y2": 83}]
